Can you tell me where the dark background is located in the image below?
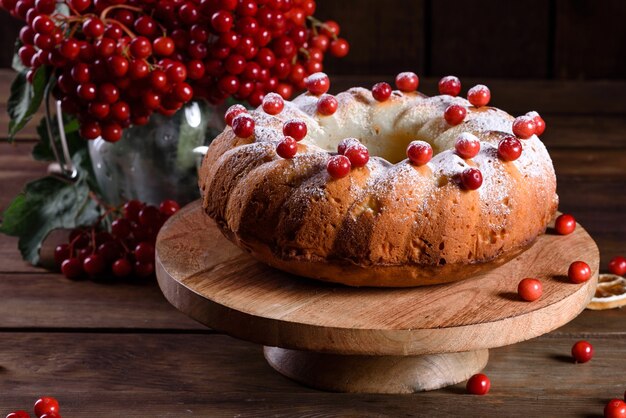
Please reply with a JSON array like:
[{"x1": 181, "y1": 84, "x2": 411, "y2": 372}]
[{"x1": 2, "y1": 0, "x2": 625, "y2": 80}]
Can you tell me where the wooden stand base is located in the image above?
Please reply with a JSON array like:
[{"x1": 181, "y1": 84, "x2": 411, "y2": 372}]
[
  {"x1": 155, "y1": 201, "x2": 598, "y2": 394},
  {"x1": 264, "y1": 346, "x2": 489, "y2": 393}
]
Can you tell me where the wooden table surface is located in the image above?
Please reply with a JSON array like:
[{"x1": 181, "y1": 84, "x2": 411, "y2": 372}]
[{"x1": 0, "y1": 68, "x2": 625, "y2": 417}]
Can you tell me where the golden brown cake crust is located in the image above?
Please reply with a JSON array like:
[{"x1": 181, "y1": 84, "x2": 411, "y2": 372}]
[{"x1": 199, "y1": 87, "x2": 558, "y2": 287}]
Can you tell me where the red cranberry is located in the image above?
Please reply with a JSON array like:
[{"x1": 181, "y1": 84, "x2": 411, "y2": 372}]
[
  {"x1": 262, "y1": 92, "x2": 284, "y2": 115},
  {"x1": 467, "y1": 84, "x2": 491, "y2": 107},
  {"x1": 571, "y1": 340, "x2": 593, "y2": 363},
  {"x1": 276, "y1": 136, "x2": 298, "y2": 159},
  {"x1": 345, "y1": 144, "x2": 369, "y2": 168},
  {"x1": 461, "y1": 168, "x2": 483, "y2": 190},
  {"x1": 497, "y1": 136, "x2": 522, "y2": 161},
  {"x1": 438, "y1": 75, "x2": 461, "y2": 96},
  {"x1": 555, "y1": 214, "x2": 576, "y2": 235},
  {"x1": 224, "y1": 104, "x2": 247, "y2": 126},
  {"x1": 518, "y1": 278, "x2": 542, "y2": 301},
  {"x1": 305, "y1": 71, "x2": 330, "y2": 95},
  {"x1": 406, "y1": 141, "x2": 433, "y2": 166},
  {"x1": 317, "y1": 94, "x2": 338, "y2": 115},
  {"x1": 327, "y1": 155, "x2": 351, "y2": 179},
  {"x1": 466, "y1": 373, "x2": 490, "y2": 395},
  {"x1": 232, "y1": 114, "x2": 255, "y2": 138},
  {"x1": 444, "y1": 104, "x2": 466, "y2": 126},
  {"x1": 455, "y1": 133, "x2": 480, "y2": 159},
  {"x1": 512, "y1": 115, "x2": 536, "y2": 139},
  {"x1": 604, "y1": 399, "x2": 626, "y2": 418},
  {"x1": 371, "y1": 82, "x2": 392, "y2": 102},
  {"x1": 395, "y1": 72, "x2": 419, "y2": 92},
  {"x1": 337, "y1": 138, "x2": 360, "y2": 155},
  {"x1": 527, "y1": 111, "x2": 546, "y2": 136},
  {"x1": 608, "y1": 256, "x2": 626, "y2": 276},
  {"x1": 568, "y1": 261, "x2": 591, "y2": 284},
  {"x1": 283, "y1": 119, "x2": 307, "y2": 140},
  {"x1": 34, "y1": 397, "x2": 60, "y2": 417}
]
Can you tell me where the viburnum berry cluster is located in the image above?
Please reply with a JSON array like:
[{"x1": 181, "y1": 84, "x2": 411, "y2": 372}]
[
  {"x1": 0, "y1": 0, "x2": 349, "y2": 142},
  {"x1": 54, "y1": 198, "x2": 180, "y2": 280}
]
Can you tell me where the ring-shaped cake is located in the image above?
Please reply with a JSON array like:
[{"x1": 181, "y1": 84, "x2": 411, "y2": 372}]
[{"x1": 199, "y1": 73, "x2": 558, "y2": 287}]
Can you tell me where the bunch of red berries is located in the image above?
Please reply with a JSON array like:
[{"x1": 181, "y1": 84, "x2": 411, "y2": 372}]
[
  {"x1": 6, "y1": 396, "x2": 61, "y2": 418},
  {"x1": 0, "y1": 0, "x2": 349, "y2": 142},
  {"x1": 54, "y1": 199, "x2": 179, "y2": 280}
]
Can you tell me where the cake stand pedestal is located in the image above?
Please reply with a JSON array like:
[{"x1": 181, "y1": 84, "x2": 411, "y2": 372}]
[{"x1": 155, "y1": 201, "x2": 598, "y2": 393}]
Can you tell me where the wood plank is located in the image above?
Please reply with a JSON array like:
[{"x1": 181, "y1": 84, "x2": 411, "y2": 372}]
[
  {"x1": 430, "y1": 0, "x2": 550, "y2": 78},
  {"x1": 0, "y1": 273, "x2": 204, "y2": 330},
  {"x1": 555, "y1": 0, "x2": 626, "y2": 79},
  {"x1": 311, "y1": 0, "x2": 425, "y2": 76},
  {"x1": 0, "y1": 333, "x2": 625, "y2": 416}
]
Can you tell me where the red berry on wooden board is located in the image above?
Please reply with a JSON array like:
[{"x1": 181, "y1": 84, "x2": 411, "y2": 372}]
[
  {"x1": 305, "y1": 72, "x2": 330, "y2": 95},
  {"x1": 518, "y1": 278, "x2": 543, "y2": 302},
  {"x1": 571, "y1": 340, "x2": 594, "y2": 363},
  {"x1": 327, "y1": 155, "x2": 351, "y2": 179},
  {"x1": 61, "y1": 258, "x2": 83, "y2": 279},
  {"x1": 467, "y1": 84, "x2": 491, "y2": 107},
  {"x1": 512, "y1": 115, "x2": 536, "y2": 139},
  {"x1": 406, "y1": 141, "x2": 433, "y2": 166},
  {"x1": 497, "y1": 136, "x2": 522, "y2": 162},
  {"x1": 438, "y1": 75, "x2": 461, "y2": 96},
  {"x1": 283, "y1": 119, "x2": 307, "y2": 141},
  {"x1": 6, "y1": 411, "x2": 30, "y2": 418},
  {"x1": 444, "y1": 105, "x2": 467, "y2": 126},
  {"x1": 568, "y1": 261, "x2": 592, "y2": 284},
  {"x1": 112, "y1": 258, "x2": 133, "y2": 278},
  {"x1": 317, "y1": 94, "x2": 338, "y2": 116},
  {"x1": 461, "y1": 168, "x2": 483, "y2": 190},
  {"x1": 371, "y1": 82, "x2": 392, "y2": 102},
  {"x1": 276, "y1": 136, "x2": 298, "y2": 159},
  {"x1": 34, "y1": 396, "x2": 60, "y2": 418},
  {"x1": 395, "y1": 72, "x2": 419, "y2": 92},
  {"x1": 608, "y1": 256, "x2": 626, "y2": 276},
  {"x1": 466, "y1": 373, "x2": 490, "y2": 395},
  {"x1": 604, "y1": 399, "x2": 626, "y2": 418},
  {"x1": 455, "y1": 133, "x2": 481, "y2": 159},
  {"x1": 555, "y1": 214, "x2": 576, "y2": 235},
  {"x1": 83, "y1": 254, "x2": 105, "y2": 276}
]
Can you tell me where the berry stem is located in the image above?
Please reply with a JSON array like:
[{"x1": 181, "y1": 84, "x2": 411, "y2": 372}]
[
  {"x1": 102, "y1": 18, "x2": 137, "y2": 39},
  {"x1": 100, "y1": 4, "x2": 143, "y2": 21}
]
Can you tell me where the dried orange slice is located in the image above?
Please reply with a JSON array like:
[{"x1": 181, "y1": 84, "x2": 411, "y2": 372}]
[{"x1": 587, "y1": 274, "x2": 626, "y2": 310}]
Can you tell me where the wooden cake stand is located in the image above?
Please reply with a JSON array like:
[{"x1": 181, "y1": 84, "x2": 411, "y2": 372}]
[{"x1": 155, "y1": 201, "x2": 598, "y2": 393}]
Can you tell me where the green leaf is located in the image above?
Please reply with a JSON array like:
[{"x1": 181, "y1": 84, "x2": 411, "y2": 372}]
[
  {"x1": 0, "y1": 149, "x2": 101, "y2": 265},
  {"x1": 7, "y1": 66, "x2": 50, "y2": 141},
  {"x1": 11, "y1": 38, "x2": 26, "y2": 73}
]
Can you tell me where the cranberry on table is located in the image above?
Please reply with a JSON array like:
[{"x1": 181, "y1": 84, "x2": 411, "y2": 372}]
[
  {"x1": 554, "y1": 214, "x2": 576, "y2": 235},
  {"x1": 406, "y1": 141, "x2": 433, "y2": 166},
  {"x1": 61, "y1": 258, "x2": 83, "y2": 279},
  {"x1": 568, "y1": 261, "x2": 591, "y2": 284},
  {"x1": 497, "y1": 136, "x2": 522, "y2": 162},
  {"x1": 34, "y1": 396, "x2": 60, "y2": 417},
  {"x1": 112, "y1": 258, "x2": 133, "y2": 278},
  {"x1": 571, "y1": 340, "x2": 593, "y2": 363},
  {"x1": 83, "y1": 254, "x2": 105, "y2": 276},
  {"x1": 518, "y1": 278, "x2": 542, "y2": 302},
  {"x1": 395, "y1": 72, "x2": 419, "y2": 92},
  {"x1": 6, "y1": 411, "x2": 30, "y2": 418},
  {"x1": 605, "y1": 399, "x2": 626, "y2": 418},
  {"x1": 444, "y1": 104, "x2": 466, "y2": 126},
  {"x1": 438, "y1": 75, "x2": 461, "y2": 96},
  {"x1": 327, "y1": 155, "x2": 351, "y2": 179},
  {"x1": 371, "y1": 82, "x2": 392, "y2": 102},
  {"x1": 608, "y1": 256, "x2": 626, "y2": 276},
  {"x1": 467, "y1": 84, "x2": 491, "y2": 107},
  {"x1": 466, "y1": 373, "x2": 490, "y2": 395}
]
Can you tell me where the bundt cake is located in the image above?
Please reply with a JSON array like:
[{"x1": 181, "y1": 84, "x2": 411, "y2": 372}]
[{"x1": 198, "y1": 72, "x2": 558, "y2": 287}]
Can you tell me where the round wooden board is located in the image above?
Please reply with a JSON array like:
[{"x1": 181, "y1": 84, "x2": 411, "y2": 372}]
[{"x1": 156, "y1": 200, "x2": 598, "y2": 357}]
